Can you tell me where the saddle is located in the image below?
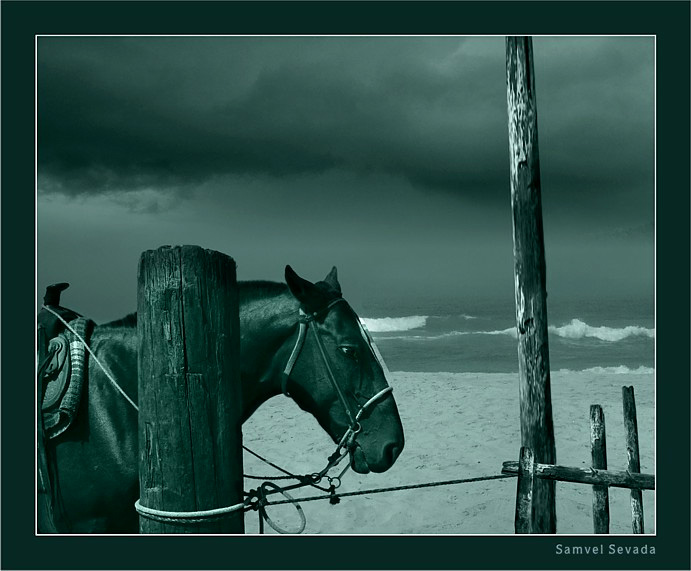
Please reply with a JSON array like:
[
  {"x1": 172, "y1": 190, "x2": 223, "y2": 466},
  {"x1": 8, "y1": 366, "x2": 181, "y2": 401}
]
[
  {"x1": 38, "y1": 283, "x2": 92, "y2": 438},
  {"x1": 37, "y1": 283, "x2": 93, "y2": 532},
  {"x1": 41, "y1": 318, "x2": 93, "y2": 438}
]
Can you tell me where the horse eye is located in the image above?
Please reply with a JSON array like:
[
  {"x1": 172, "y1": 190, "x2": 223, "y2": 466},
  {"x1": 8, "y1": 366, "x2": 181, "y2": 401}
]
[{"x1": 339, "y1": 346, "x2": 358, "y2": 362}]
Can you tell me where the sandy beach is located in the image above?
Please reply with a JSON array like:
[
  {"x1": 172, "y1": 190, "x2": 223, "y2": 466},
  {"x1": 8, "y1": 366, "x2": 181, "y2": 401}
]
[{"x1": 242, "y1": 369, "x2": 655, "y2": 534}]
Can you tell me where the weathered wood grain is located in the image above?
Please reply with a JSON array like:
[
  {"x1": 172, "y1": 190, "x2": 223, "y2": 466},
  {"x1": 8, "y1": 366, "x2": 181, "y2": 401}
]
[
  {"x1": 502, "y1": 460, "x2": 655, "y2": 490},
  {"x1": 138, "y1": 245, "x2": 244, "y2": 533},
  {"x1": 590, "y1": 405, "x2": 610, "y2": 533},
  {"x1": 622, "y1": 386, "x2": 645, "y2": 533},
  {"x1": 515, "y1": 447, "x2": 534, "y2": 534},
  {"x1": 506, "y1": 35, "x2": 556, "y2": 533}
]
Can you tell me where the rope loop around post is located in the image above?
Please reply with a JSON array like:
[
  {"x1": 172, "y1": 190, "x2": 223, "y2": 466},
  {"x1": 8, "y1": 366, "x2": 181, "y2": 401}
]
[{"x1": 134, "y1": 498, "x2": 249, "y2": 525}]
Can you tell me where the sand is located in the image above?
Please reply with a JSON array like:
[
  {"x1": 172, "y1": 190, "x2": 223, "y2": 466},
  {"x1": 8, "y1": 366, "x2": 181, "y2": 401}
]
[{"x1": 241, "y1": 369, "x2": 655, "y2": 534}]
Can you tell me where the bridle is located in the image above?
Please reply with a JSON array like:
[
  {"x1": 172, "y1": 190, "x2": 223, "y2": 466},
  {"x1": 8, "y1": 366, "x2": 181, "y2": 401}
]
[{"x1": 281, "y1": 297, "x2": 394, "y2": 455}]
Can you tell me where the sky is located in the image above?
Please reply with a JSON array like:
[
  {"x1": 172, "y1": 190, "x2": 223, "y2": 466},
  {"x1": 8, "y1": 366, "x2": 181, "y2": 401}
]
[{"x1": 37, "y1": 36, "x2": 655, "y2": 322}]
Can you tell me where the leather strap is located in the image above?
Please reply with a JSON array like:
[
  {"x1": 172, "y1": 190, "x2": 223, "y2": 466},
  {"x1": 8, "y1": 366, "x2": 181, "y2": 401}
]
[{"x1": 281, "y1": 298, "x2": 345, "y2": 396}]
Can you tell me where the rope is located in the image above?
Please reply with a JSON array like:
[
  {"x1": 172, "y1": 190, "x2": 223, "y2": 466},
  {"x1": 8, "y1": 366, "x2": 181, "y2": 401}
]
[
  {"x1": 242, "y1": 445, "x2": 331, "y2": 490},
  {"x1": 265, "y1": 473, "x2": 517, "y2": 507},
  {"x1": 242, "y1": 443, "x2": 349, "y2": 494},
  {"x1": 244, "y1": 474, "x2": 295, "y2": 481},
  {"x1": 257, "y1": 482, "x2": 307, "y2": 534},
  {"x1": 41, "y1": 305, "x2": 139, "y2": 412},
  {"x1": 134, "y1": 498, "x2": 248, "y2": 524},
  {"x1": 242, "y1": 445, "x2": 297, "y2": 479}
]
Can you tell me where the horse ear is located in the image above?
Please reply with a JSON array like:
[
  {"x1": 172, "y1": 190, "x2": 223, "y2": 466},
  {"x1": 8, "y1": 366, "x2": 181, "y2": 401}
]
[
  {"x1": 323, "y1": 266, "x2": 341, "y2": 294},
  {"x1": 285, "y1": 265, "x2": 317, "y2": 303}
]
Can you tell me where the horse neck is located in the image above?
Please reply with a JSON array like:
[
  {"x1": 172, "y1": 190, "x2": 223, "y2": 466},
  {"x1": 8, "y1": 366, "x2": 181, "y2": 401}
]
[{"x1": 238, "y1": 287, "x2": 299, "y2": 420}]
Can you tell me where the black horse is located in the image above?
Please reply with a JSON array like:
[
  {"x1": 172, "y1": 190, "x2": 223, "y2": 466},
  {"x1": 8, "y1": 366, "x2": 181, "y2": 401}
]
[{"x1": 44, "y1": 266, "x2": 404, "y2": 533}]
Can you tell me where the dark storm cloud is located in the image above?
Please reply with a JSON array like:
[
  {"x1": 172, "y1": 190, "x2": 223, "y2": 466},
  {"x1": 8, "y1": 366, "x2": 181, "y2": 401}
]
[{"x1": 37, "y1": 36, "x2": 653, "y2": 211}]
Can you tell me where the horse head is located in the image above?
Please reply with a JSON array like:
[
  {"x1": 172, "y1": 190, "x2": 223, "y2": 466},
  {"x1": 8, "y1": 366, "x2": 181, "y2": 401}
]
[{"x1": 283, "y1": 265, "x2": 404, "y2": 474}]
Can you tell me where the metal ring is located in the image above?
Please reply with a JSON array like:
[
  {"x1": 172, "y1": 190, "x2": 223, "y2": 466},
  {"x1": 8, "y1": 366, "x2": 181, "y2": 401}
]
[
  {"x1": 329, "y1": 476, "x2": 342, "y2": 489},
  {"x1": 259, "y1": 482, "x2": 307, "y2": 534}
]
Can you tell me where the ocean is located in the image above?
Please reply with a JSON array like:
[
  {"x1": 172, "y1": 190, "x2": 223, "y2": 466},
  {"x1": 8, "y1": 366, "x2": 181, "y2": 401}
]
[{"x1": 356, "y1": 294, "x2": 655, "y2": 375}]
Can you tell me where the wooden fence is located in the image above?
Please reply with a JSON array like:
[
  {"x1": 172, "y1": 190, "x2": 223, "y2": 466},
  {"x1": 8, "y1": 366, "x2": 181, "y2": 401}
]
[{"x1": 502, "y1": 386, "x2": 654, "y2": 534}]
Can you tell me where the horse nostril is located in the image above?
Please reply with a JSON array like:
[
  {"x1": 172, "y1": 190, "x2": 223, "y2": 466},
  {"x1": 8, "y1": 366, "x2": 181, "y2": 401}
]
[{"x1": 384, "y1": 442, "x2": 402, "y2": 465}]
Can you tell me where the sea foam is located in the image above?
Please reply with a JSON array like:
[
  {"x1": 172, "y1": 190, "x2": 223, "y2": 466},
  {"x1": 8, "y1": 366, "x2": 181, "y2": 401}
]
[
  {"x1": 360, "y1": 315, "x2": 428, "y2": 332},
  {"x1": 556, "y1": 365, "x2": 654, "y2": 375},
  {"x1": 481, "y1": 320, "x2": 655, "y2": 342},
  {"x1": 367, "y1": 317, "x2": 654, "y2": 344},
  {"x1": 549, "y1": 319, "x2": 654, "y2": 342}
]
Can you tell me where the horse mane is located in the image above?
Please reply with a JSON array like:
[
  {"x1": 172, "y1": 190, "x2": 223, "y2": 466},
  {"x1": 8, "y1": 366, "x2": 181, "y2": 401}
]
[
  {"x1": 100, "y1": 313, "x2": 137, "y2": 328},
  {"x1": 99, "y1": 282, "x2": 290, "y2": 328},
  {"x1": 238, "y1": 280, "x2": 289, "y2": 302}
]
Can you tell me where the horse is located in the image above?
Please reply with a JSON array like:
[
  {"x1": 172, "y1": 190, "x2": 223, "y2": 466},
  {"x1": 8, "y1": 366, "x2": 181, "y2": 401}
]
[{"x1": 43, "y1": 265, "x2": 405, "y2": 533}]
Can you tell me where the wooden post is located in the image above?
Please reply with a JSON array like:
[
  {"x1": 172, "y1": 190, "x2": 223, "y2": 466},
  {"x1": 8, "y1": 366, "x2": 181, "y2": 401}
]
[
  {"x1": 590, "y1": 405, "x2": 610, "y2": 533},
  {"x1": 622, "y1": 386, "x2": 644, "y2": 533},
  {"x1": 137, "y1": 245, "x2": 244, "y2": 533},
  {"x1": 515, "y1": 447, "x2": 535, "y2": 534},
  {"x1": 506, "y1": 36, "x2": 557, "y2": 533}
]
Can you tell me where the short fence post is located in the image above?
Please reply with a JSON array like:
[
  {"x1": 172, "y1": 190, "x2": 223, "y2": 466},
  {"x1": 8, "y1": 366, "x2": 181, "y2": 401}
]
[
  {"x1": 506, "y1": 35, "x2": 557, "y2": 534},
  {"x1": 622, "y1": 386, "x2": 644, "y2": 533},
  {"x1": 137, "y1": 245, "x2": 244, "y2": 533},
  {"x1": 515, "y1": 447, "x2": 535, "y2": 534},
  {"x1": 589, "y1": 405, "x2": 609, "y2": 533}
]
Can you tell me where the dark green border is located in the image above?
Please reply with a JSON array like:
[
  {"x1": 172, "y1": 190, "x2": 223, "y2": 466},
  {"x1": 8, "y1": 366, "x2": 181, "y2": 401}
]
[{"x1": 3, "y1": 1, "x2": 689, "y2": 569}]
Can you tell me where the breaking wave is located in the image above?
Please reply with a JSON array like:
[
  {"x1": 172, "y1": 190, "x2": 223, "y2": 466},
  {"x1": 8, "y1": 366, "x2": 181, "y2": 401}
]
[
  {"x1": 368, "y1": 318, "x2": 654, "y2": 343},
  {"x1": 477, "y1": 320, "x2": 655, "y2": 343},
  {"x1": 549, "y1": 319, "x2": 655, "y2": 342},
  {"x1": 557, "y1": 366, "x2": 654, "y2": 375},
  {"x1": 360, "y1": 315, "x2": 428, "y2": 332}
]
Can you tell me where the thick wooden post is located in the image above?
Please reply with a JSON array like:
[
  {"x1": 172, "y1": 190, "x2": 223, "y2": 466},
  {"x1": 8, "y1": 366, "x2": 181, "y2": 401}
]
[
  {"x1": 590, "y1": 405, "x2": 610, "y2": 533},
  {"x1": 506, "y1": 36, "x2": 557, "y2": 533},
  {"x1": 622, "y1": 386, "x2": 644, "y2": 533},
  {"x1": 137, "y1": 246, "x2": 244, "y2": 533}
]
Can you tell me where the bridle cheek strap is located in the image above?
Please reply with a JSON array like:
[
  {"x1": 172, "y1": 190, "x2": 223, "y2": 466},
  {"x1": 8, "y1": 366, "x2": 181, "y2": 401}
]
[
  {"x1": 281, "y1": 297, "x2": 345, "y2": 397},
  {"x1": 281, "y1": 320, "x2": 308, "y2": 396},
  {"x1": 280, "y1": 298, "x2": 394, "y2": 445},
  {"x1": 309, "y1": 322, "x2": 357, "y2": 426}
]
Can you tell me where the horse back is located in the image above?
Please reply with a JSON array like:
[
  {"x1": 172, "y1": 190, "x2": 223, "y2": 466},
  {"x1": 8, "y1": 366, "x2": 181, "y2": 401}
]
[{"x1": 50, "y1": 321, "x2": 140, "y2": 533}]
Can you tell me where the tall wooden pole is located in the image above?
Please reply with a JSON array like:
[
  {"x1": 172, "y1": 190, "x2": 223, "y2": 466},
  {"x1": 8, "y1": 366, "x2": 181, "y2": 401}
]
[
  {"x1": 506, "y1": 36, "x2": 557, "y2": 533},
  {"x1": 137, "y1": 245, "x2": 244, "y2": 533},
  {"x1": 622, "y1": 386, "x2": 644, "y2": 533}
]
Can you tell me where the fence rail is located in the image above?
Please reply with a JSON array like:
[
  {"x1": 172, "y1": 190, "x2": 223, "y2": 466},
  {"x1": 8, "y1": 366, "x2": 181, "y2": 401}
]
[{"x1": 501, "y1": 459, "x2": 655, "y2": 490}]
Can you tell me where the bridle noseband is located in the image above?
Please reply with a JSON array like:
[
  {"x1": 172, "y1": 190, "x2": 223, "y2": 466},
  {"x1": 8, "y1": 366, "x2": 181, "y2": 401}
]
[{"x1": 281, "y1": 297, "x2": 394, "y2": 452}]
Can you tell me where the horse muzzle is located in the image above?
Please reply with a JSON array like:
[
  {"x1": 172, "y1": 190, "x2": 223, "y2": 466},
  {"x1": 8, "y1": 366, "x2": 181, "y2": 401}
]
[{"x1": 350, "y1": 439, "x2": 403, "y2": 474}]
